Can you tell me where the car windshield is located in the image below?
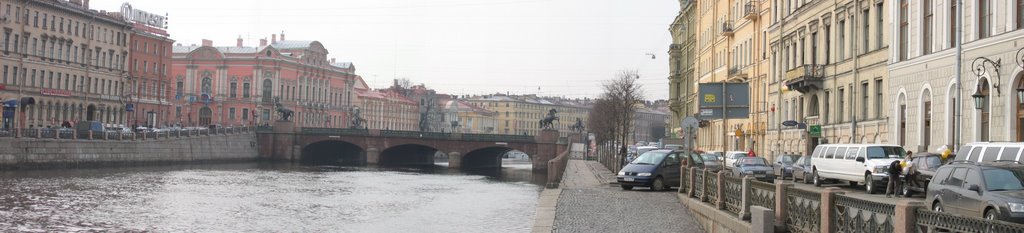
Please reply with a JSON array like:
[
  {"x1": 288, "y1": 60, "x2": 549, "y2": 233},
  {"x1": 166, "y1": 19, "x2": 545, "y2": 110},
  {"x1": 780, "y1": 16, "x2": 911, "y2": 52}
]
[
  {"x1": 983, "y1": 168, "x2": 1024, "y2": 191},
  {"x1": 925, "y1": 156, "x2": 942, "y2": 168},
  {"x1": 701, "y1": 154, "x2": 719, "y2": 161},
  {"x1": 737, "y1": 158, "x2": 767, "y2": 167},
  {"x1": 631, "y1": 151, "x2": 668, "y2": 165},
  {"x1": 780, "y1": 155, "x2": 798, "y2": 164},
  {"x1": 865, "y1": 146, "x2": 905, "y2": 159}
]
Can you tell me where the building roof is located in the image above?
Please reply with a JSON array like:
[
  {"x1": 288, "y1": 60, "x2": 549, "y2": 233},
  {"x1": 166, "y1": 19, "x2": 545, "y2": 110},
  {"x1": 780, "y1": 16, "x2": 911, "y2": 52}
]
[
  {"x1": 331, "y1": 62, "x2": 353, "y2": 69},
  {"x1": 173, "y1": 45, "x2": 260, "y2": 54},
  {"x1": 271, "y1": 40, "x2": 316, "y2": 49}
]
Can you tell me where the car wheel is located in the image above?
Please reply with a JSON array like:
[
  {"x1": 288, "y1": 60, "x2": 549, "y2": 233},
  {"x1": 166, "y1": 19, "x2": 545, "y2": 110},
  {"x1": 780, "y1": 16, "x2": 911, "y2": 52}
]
[
  {"x1": 901, "y1": 182, "x2": 913, "y2": 197},
  {"x1": 985, "y1": 208, "x2": 998, "y2": 221},
  {"x1": 865, "y1": 174, "x2": 877, "y2": 194},
  {"x1": 621, "y1": 185, "x2": 633, "y2": 190},
  {"x1": 651, "y1": 177, "x2": 665, "y2": 191},
  {"x1": 803, "y1": 172, "x2": 812, "y2": 184},
  {"x1": 933, "y1": 202, "x2": 943, "y2": 212},
  {"x1": 813, "y1": 170, "x2": 822, "y2": 187}
]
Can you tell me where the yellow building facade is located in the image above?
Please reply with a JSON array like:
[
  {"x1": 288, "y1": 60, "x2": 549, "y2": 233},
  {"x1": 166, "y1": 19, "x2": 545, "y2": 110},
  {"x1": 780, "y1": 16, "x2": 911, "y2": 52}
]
[{"x1": 465, "y1": 94, "x2": 589, "y2": 137}]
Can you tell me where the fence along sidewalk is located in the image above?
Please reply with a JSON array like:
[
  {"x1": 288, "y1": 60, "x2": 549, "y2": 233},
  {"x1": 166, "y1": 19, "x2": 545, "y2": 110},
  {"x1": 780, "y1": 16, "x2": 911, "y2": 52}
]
[{"x1": 678, "y1": 167, "x2": 1024, "y2": 233}]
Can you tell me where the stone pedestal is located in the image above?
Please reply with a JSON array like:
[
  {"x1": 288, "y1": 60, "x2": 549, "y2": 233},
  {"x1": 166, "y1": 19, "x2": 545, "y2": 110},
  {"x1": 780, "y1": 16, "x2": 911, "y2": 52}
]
[
  {"x1": 273, "y1": 120, "x2": 296, "y2": 134},
  {"x1": 536, "y1": 129, "x2": 559, "y2": 144}
]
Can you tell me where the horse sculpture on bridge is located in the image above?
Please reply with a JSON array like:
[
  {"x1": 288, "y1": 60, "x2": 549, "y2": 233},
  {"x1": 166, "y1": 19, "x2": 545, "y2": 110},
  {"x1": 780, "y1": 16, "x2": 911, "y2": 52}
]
[
  {"x1": 349, "y1": 107, "x2": 366, "y2": 129},
  {"x1": 569, "y1": 117, "x2": 585, "y2": 133},
  {"x1": 275, "y1": 97, "x2": 294, "y2": 121},
  {"x1": 539, "y1": 108, "x2": 559, "y2": 130}
]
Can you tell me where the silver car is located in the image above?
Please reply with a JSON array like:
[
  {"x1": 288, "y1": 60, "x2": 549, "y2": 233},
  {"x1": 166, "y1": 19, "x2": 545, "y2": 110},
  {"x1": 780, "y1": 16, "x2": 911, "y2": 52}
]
[
  {"x1": 731, "y1": 157, "x2": 776, "y2": 182},
  {"x1": 700, "y1": 153, "x2": 724, "y2": 172}
]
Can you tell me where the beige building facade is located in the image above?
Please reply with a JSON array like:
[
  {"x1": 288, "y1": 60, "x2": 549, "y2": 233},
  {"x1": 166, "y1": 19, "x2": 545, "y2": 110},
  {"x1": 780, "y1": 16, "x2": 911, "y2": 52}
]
[
  {"x1": 0, "y1": 0, "x2": 132, "y2": 129},
  {"x1": 691, "y1": 0, "x2": 771, "y2": 154},
  {"x1": 766, "y1": 0, "x2": 891, "y2": 157},
  {"x1": 888, "y1": 0, "x2": 1024, "y2": 152}
]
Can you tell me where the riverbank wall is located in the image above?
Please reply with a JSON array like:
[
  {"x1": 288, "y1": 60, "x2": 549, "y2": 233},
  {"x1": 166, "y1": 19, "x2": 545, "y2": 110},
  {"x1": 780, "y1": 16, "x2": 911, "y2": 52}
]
[{"x1": 0, "y1": 132, "x2": 258, "y2": 169}]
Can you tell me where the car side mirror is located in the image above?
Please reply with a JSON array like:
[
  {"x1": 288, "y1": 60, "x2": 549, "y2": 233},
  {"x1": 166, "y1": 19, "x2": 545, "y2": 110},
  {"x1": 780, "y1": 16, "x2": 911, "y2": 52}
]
[
  {"x1": 855, "y1": 157, "x2": 865, "y2": 163},
  {"x1": 968, "y1": 184, "x2": 981, "y2": 193}
]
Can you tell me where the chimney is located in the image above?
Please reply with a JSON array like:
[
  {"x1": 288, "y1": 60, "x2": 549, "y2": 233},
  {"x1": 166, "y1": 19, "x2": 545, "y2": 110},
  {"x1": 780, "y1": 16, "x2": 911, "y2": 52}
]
[
  {"x1": 259, "y1": 38, "x2": 267, "y2": 47},
  {"x1": 280, "y1": 31, "x2": 285, "y2": 41},
  {"x1": 271, "y1": 34, "x2": 277, "y2": 43},
  {"x1": 70, "y1": 0, "x2": 82, "y2": 6},
  {"x1": 331, "y1": 58, "x2": 335, "y2": 63},
  {"x1": 236, "y1": 36, "x2": 243, "y2": 48},
  {"x1": 84, "y1": 0, "x2": 90, "y2": 9},
  {"x1": 201, "y1": 39, "x2": 213, "y2": 47}
]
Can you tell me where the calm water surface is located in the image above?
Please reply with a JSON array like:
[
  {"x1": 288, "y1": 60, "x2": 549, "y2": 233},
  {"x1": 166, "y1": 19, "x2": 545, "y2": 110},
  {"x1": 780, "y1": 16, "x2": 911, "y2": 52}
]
[{"x1": 0, "y1": 160, "x2": 545, "y2": 232}]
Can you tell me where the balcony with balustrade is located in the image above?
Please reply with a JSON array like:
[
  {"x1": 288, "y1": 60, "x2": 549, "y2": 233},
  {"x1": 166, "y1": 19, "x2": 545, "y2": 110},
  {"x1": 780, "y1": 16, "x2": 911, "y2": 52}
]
[
  {"x1": 784, "y1": 64, "x2": 825, "y2": 94},
  {"x1": 743, "y1": 2, "x2": 758, "y2": 20},
  {"x1": 721, "y1": 21, "x2": 734, "y2": 37}
]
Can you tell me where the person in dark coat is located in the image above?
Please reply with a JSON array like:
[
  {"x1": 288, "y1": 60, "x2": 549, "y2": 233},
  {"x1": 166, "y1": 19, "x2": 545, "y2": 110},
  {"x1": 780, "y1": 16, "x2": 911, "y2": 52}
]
[{"x1": 885, "y1": 159, "x2": 903, "y2": 198}]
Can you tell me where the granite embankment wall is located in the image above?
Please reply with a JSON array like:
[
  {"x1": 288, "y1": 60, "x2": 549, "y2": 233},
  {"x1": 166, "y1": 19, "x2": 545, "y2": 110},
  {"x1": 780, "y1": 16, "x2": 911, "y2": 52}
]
[{"x1": 0, "y1": 132, "x2": 258, "y2": 169}]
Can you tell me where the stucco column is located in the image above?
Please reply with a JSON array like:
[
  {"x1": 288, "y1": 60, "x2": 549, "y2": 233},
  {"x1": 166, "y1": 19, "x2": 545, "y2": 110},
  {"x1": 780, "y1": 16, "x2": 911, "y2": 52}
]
[
  {"x1": 366, "y1": 148, "x2": 380, "y2": 165},
  {"x1": 820, "y1": 187, "x2": 845, "y2": 233},
  {"x1": 894, "y1": 200, "x2": 925, "y2": 233},
  {"x1": 447, "y1": 152, "x2": 462, "y2": 168}
]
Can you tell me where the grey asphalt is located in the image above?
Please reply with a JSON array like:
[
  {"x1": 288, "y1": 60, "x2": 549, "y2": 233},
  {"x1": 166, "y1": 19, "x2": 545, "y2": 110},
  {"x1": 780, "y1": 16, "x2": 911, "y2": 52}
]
[{"x1": 549, "y1": 160, "x2": 704, "y2": 233}]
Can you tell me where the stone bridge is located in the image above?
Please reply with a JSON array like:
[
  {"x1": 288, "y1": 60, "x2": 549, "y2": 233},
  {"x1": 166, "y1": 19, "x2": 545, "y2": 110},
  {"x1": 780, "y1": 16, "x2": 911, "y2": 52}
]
[{"x1": 256, "y1": 122, "x2": 572, "y2": 171}]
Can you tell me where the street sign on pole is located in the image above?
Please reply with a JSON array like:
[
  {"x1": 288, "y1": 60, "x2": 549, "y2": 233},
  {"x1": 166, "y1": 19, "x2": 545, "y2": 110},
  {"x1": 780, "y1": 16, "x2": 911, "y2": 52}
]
[{"x1": 808, "y1": 125, "x2": 822, "y2": 137}]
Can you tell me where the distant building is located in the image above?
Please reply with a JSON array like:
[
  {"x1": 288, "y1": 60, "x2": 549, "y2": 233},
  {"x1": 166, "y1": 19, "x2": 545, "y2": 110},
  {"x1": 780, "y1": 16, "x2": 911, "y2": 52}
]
[
  {"x1": 355, "y1": 89, "x2": 418, "y2": 131},
  {"x1": 633, "y1": 108, "x2": 668, "y2": 144},
  {"x1": 442, "y1": 96, "x2": 496, "y2": 134},
  {"x1": 124, "y1": 3, "x2": 174, "y2": 128},
  {"x1": 464, "y1": 94, "x2": 590, "y2": 137},
  {"x1": 171, "y1": 33, "x2": 360, "y2": 127}
]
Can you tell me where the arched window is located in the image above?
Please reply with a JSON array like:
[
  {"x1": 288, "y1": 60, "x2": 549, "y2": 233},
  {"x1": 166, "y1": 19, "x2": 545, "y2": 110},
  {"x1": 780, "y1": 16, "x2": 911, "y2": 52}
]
[
  {"x1": 979, "y1": 78, "x2": 991, "y2": 141},
  {"x1": 921, "y1": 89, "x2": 932, "y2": 151},
  {"x1": 262, "y1": 79, "x2": 273, "y2": 103},
  {"x1": 201, "y1": 77, "x2": 212, "y2": 94},
  {"x1": 809, "y1": 95, "x2": 819, "y2": 116}
]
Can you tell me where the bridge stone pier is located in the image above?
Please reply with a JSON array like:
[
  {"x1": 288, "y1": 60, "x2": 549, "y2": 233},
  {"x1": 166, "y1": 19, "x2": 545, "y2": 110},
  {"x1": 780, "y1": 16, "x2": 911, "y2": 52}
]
[{"x1": 257, "y1": 121, "x2": 570, "y2": 171}]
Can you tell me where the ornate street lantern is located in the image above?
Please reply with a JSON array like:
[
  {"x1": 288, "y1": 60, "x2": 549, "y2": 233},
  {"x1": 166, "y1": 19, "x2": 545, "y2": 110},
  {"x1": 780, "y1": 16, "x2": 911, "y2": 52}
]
[
  {"x1": 973, "y1": 86, "x2": 987, "y2": 110},
  {"x1": 1017, "y1": 84, "x2": 1024, "y2": 104}
]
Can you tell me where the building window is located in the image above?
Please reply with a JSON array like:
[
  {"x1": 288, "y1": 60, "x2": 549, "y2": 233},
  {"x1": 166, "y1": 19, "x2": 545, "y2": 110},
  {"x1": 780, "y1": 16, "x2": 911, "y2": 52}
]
[
  {"x1": 923, "y1": 0, "x2": 934, "y2": 55},
  {"x1": 175, "y1": 106, "x2": 181, "y2": 117},
  {"x1": 262, "y1": 79, "x2": 273, "y2": 103},
  {"x1": 229, "y1": 108, "x2": 236, "y2": 120},
  {"x1": 979, "y1": 0, "x2": 991, "y2": 39},
  {"x1": 862, "y1": 82, "x2": 869, "y2": 119},
  {"x1": 876, "y1": 3, "x2": 884, "y2": 49},
  {"x1": 243, "y1": 83, "x2": 250, "y2": 98},
  {"x1": 824, "y1": 91, "x2": 831, "y2": 123},
  {"x1": 176, "y1": 81, "x2": 183, "y2": 97},
  {"x1": 242, "y1": 108, "x2": 249, "y2": 120},
  {"x1": 950, "y1": 0, "x2": 957, "y2": 48},
  {"x1": 1018, "y1": 0, "x2": 1024, "y2": 30},
  {"x1": 824, "y1": 25, "x2": 831, "y2": 64},
  {"x1": 863, "y1": 8, "x2": 870, "y2": 53},
  {"x1": 875, "y1": 79, "x2": 883, "y2": 118},
  {"x1": 838, "y1": 19, "x2": 846, "y2": 59},
  {"x1": 838, "y1": 88, "x2": 845, "y2": 122},
  {"x1": 900, "y1": 0, "x2": 909, "y2": 60},
  {"x1": 229, "y1": 82, "x2": 237, "y2": 98},
  {"x1": 201, "y1": 77, "x2": 212, "y2": 95}
]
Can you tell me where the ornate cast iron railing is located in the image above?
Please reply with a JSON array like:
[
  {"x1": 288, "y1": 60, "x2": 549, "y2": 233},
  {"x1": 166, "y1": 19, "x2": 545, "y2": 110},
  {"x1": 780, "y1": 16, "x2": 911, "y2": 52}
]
[
  {"x1": 461, "y1": 133, "x2": 535, "y2": 142},
  {"x1": 299, "y1": 127, "x2": 369, "y2": 136},
  {"x1": 915, "y1": 209, "x2": 1024, "y2": 233},
  {"x1": 833, "y1": 194, "x2": 895, "y2": 233},
  {"x1": 704, "y1": 170, "x2": 719, "y2": 204},
  {"x1": 693, "y1": 168, "x2": 705, "y2": 200},
  {"x1": 750, "y1": 180, "x2": 776, "y2": 210},
  {"x1": 786, "y1": 187, "x2": 822, "y2": 233},
  {"x1": 722, "y1": 176, "x2": 743, "y2": 215}
]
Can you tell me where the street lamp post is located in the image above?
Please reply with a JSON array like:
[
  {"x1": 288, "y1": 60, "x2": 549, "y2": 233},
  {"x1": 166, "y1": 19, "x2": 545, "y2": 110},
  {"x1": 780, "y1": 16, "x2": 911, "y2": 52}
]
[{"x1": 972, "y1": 86, "x2": 986, "y2": 110}]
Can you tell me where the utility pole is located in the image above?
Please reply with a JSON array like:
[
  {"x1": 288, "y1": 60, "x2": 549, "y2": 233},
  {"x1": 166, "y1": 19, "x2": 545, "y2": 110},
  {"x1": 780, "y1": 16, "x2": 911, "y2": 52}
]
[{"x1": 954, "y1": 0, "x2": 963, "y2": 151}]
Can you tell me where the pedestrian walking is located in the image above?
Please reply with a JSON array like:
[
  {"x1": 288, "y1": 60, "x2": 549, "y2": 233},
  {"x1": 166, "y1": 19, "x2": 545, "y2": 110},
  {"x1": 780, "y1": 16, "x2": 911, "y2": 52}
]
[{"x1": 885, "y1": 158, "x2": 903, "y2": 198}]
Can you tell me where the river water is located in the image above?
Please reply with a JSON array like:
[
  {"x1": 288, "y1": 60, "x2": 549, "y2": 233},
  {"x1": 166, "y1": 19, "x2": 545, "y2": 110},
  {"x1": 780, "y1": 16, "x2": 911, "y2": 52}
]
[{"x1": 0, "y1": 160, "x2": 545, "y2": 232}]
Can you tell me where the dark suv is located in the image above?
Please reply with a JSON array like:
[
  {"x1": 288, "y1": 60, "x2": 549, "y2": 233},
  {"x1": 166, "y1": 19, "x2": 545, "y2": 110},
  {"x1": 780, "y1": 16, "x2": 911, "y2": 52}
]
[
  {"x1": 925, "y1": 161, "x2": 1024, "y2": 223},
  {"x1": 901, "y1": 152, "x2": 946, "y2": 197}
]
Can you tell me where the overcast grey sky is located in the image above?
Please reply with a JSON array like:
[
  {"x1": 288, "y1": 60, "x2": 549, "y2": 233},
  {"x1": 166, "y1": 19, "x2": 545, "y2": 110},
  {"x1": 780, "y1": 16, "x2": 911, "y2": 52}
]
[{"x1": 92, "y1": 0, "x2": 677, "y2": 100}]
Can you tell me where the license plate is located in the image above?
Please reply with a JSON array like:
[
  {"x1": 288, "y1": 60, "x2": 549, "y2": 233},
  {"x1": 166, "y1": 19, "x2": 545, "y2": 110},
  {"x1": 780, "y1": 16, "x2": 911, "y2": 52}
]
[{"x1": 624, "y1": 178, "x2": 634, "y2": 182}]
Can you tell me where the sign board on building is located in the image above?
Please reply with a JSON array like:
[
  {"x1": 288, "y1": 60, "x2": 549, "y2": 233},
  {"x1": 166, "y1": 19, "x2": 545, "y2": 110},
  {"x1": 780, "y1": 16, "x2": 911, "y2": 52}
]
[
  {"x1": 697, "y1": 82, "x2": 750, "y2": 119},
  {"x1": 121, "y1": 3, "x2": 167, "y2": 29},
  {"x1": 40, "y1": 88, "x2": 71, "y2": 97},
  {"x1": 808, "y1": 125, "x2": 822, "y2": 137}
]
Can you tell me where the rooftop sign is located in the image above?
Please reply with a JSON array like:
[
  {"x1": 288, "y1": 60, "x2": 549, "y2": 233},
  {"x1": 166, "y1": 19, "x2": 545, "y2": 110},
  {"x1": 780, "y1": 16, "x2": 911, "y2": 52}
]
[{"x1": 121, "y1": 3, "x2": 166, "y2": 29}]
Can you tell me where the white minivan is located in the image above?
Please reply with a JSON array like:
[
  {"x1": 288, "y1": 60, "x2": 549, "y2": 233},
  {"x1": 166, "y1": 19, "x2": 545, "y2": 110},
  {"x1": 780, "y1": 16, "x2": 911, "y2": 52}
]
[
  {"x1": 809, "y1": 144, "x2": 906, "y2": 194},
  {"x1": 723, "y1": 151, "x2": 749, "y2": 168},
  {"x1": 952, "y1": 142, "x2": 1024, "y2": 163}
]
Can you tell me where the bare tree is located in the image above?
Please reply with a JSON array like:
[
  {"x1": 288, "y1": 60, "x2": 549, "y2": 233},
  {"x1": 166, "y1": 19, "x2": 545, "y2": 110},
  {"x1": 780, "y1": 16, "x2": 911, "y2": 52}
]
[{"x1": 588, "y1": 70, "x2": 645, "y2": 169}]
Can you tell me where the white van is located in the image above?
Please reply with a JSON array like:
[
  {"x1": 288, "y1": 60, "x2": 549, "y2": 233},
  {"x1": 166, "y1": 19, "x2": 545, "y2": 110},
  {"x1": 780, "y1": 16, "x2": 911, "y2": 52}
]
[
  {"x1": 809, "y1": 144, "x2": 906, "y2": 194},
  {"x1": 723, "y1": 151, "x2": 749, "y2": 168},
  {"x1": 953, "y1": 142, "x2": 1024, "y2": 163}
]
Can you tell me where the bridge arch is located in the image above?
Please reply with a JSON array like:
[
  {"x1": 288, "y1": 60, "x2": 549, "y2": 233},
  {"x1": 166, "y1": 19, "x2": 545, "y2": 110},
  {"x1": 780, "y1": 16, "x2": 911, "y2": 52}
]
[
  {"x1": 379, "y1": 144, "x2": 441, "y2": 166},
  {"x1": 461, "y1": 146, "x2": 531, "y2": 169},
  {"x1": 301, "y1": 140, "x2": 365, "y2": 166}
]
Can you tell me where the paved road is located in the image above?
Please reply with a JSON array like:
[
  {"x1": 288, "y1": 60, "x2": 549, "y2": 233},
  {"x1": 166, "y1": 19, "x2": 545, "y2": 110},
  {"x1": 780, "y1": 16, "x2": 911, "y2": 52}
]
[{"x1": 550, "y1": 160, "x2": 703, "y2": 233}]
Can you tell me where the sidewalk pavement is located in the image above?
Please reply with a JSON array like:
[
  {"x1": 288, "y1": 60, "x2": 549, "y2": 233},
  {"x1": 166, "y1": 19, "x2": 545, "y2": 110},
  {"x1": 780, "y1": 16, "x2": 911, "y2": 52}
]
[{"x1": 532, "y1": 159, "x2": 702, "y2": 233}]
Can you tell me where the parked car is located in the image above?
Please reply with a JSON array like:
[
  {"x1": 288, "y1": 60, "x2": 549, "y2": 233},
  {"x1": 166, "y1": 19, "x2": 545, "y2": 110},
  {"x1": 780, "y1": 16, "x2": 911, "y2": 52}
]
[
  {"x1": 926, "y1": 161, "x2": 1024, "y2": 223},
  {"x1": 662, "y1": 144, "x2": 684, "y2": 150},
  {"x1": 901, "y1": 152, "x2": 946, "y2": 197},
  {"x1": 723, "y1": 151, "x2": 749, "y2": 168},
  {"x1": 700, "y1": 153, "x2": 724, "y2": 172},
  {"x1": 952, "y1": 142, "x2": 1024, "y2": 164},
  {"x1": 809, "y1": 144, "x2": 905, "y2": 194},
  {"x1": 791, "y1": 156, "x2": 814, "y2": 184},
  {"x1": 772, "y1": 154, "x2": 802, "y2": 179},
  {"x1": 731, "y1": 157, "x2": 775, "y2": 182},
  {"x1": 617, "y1": 149, "x2": 701, "y2": 191}
]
